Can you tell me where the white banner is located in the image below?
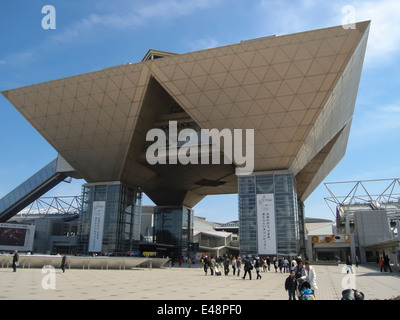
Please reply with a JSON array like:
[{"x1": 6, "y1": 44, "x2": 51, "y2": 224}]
[
  {"x1": 257, "y1": 194, "x2": 276, "y2": 255},
  {"x1": 88, "y1": 201, "x2": 106, "y2": 252}
]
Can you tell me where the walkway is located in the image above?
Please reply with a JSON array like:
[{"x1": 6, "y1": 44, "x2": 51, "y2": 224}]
[{"x1": 0, "y1": 263, "x2": 399, "y2": 300}]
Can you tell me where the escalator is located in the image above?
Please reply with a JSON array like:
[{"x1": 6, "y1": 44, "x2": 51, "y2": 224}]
[{"x1": 0, "y1": 158, "x2": 71, "y2": 222}]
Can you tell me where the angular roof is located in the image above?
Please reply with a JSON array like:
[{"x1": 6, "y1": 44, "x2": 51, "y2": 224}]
[{"x1": 1, "y1": 21, "x2": 370, "y2": 207}]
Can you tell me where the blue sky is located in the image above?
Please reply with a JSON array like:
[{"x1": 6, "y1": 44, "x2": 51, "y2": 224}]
[{"x1": 0, "y1": 0, "x2": 399, "y2": 223}]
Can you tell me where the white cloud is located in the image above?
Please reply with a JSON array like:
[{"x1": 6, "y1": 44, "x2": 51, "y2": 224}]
[
  {"x1": 0, "y1": 50, "x2": 35, "y2": 67},
  {"x1": 50, "y1": 0, "x2": 222, "y2": 45},
  {"x1": 353, "y1": 0, "x2": 400, "y2": 65},
  {"x1": 258, "y1": 0, "x2": 400, "y2": 67},
  {"x1": 0, "y1": 0, "x2": 222, "y2": 66}
]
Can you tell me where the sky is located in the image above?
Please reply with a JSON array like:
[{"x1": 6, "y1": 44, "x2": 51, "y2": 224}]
[{"x1": 0, "y1": 0, "x2": 399, "y2": 223}]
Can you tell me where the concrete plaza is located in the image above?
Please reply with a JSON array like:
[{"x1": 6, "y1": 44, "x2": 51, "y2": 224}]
[{"x1": 0, "y1": 262, "x2": 399, "y2": 301}]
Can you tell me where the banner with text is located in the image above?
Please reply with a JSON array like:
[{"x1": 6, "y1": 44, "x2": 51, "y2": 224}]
[
  {"x1": 257, "y1": 194, "x2": 276, "y2": 255},
  {"x1": 88, "y1": 201, "x2": 106, "y2": 252}
]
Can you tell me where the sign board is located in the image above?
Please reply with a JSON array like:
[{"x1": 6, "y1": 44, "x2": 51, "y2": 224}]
[
  {"x1": 0, "y1": 223, "x2": 35, "y2": 251},
  {"x1": 311, "y1": 234, "x2": 350, "y2": 244},
  {"x1": 256, "y1": 194, "x2": 276, "y2": 255},
  {"x1": 143, "y1": 252, "x2": 157, "y2": 257},
  {"x1": 88, "y1": 201, "x2": 106, "y2": 252}
]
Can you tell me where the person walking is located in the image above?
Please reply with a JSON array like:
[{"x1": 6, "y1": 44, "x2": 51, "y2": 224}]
[
  {"x1": 301, "y1": 261, "x2": 318, "y2": 298},
  {"x1": 255, "y1": 256, "x2": 262, "y2": 279},
  {"x1": 231, "y1": 257, "x2": 237, "y2": 276},
  {"x1": 210, "y1": 256, "x2": 216, "y2": 275},
  {"x1": 242, "y1": 256, "x2": 253, "y2": 280},
  {"x1": 203, "y1": 256, "x2": 210, "y2": 275},
  {"x1": 346, "y1": 255, "x2": 353, "y2": 274},
  {"x1": 266, "y1": 256, "x2": 271, "y2": 271},
  {"x1": 223, "y1": 256, "x2": 230, "y2": 276},
  {"x1": 273, "y1": 257, "x2": 278, "y2": 272},
  {"x1": 379, "y1": 257, "x2": 385, "y2": 272},
  {"x1": 293, "y1": 260, "x2": 305, "y2": 280},
  {"x1": 61, "y1": 253, "x2": 67, "y2": 273},
  {"x1": 283, "y1": 257, "x2": 289, "y2": 273},
  {"x1": 278, "y1": 257, "x2": 283, "y2": 273},
  {"x1": 291, "y1": 257, "x2": 297, "y2": 271},
  {"x1": 384, "y1": 255, "x2": 393, "y2": 273},
  {"x1": 285, "y1": 270, "x2": 297, "y2": 300},
  {"x1": 12, "y1": 250, "x2": 19, "y2": 272},
  {"x1": 236, "y1": 256, "x2": 242, "y2": 277}
]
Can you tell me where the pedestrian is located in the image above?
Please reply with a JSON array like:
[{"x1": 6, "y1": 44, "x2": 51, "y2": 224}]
[
  {"x1": 255, "y1": 256, "x2": 262, "y2": 279},
  {"x1": 301, "y1": 261, "x2": 318, "y2": 298},
  {"x1": 210, "y1": 256, "x2": 216, "y2": 275},
  {"x1": 285, "y1": 270, "x2": 297, "y2": 300},
  {"x1": 242, "y1": 256, "x2": 253, "y2": 280},
  {"x1": 236, "y1": 256, "x2": 242, "y2": 277},
  {"x1": 291, "y1": 257, "x2": 297, "y2": 271},
  {"x1": 355, "y1": 256, "x2": 360, "y2": 267},
  {"x1": 232, "y1": 257, "x2": 237, "y2": 275},
  {"x1": 379, "y1": 257, "x2": 385, "y2": 272},
  {"x1": 283, "y1": 257, "x2": 289, "y2": 273},
  {"x1": 278, "y1": 257, "x2": 283, "y2": 273},
  {"x1": 203, "y1": 256, "x2": 209, "y2": 275},
  {"x1": 261, "y1": 257, "x2": 266, "y2": 272},
  {"x1": 266, "y1": 256, "x2": 271, "y2": 271},
  {"x1": 223, "y1": 257, "x2": 230, "y2": 275},
  {"x1": 273, "y1": 257, "x2": 278, "y2": 272},
  {"x1": 384, "y1": 255, "x2": 393, "y2": 273},
  {"x1": 12, "y1": 250, "x2": 19, "y2": 272},
  {"x1": 61, "y1": 253, "x2": 67, "y2": 273},
  {"x1": 178, "y1": 256, "x2": 183, "y2": 267},
  {"x1": 293, "y1": 260, "x2": 305, "y2": 280},
  {"x1": 346, "y1": 255, "x2": 353, "y2": 274}
]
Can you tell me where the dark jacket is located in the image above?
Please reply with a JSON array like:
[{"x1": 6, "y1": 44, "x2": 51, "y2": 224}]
[
  {"x1": 285, "y1": 275, "x2": 297, "y2": 290},
  {"x1": 244, "y1": 258, "x2": 253, "y2": 271}
]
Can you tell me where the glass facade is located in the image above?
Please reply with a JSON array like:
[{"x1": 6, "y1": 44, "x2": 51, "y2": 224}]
[
  {"x1": 78, "y1": 183, "x2": 142, "y2": 255},
  {"x1": 153, "y1": 206, "x2": 193, "y2": 259},
  {"x1": 238, "y1": 172, "x2": 302, "y2": 257}
]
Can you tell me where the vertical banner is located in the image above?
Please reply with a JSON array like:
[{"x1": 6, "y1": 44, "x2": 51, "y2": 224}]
[
  {"x1": 88, "y1": 201, "x2": 106, "y2": 252},
  {"x1": 257, "y1": 194, "x2": 276, "y2": 255}
]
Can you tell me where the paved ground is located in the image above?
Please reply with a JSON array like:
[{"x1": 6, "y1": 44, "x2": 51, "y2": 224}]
[{"x1": 0, "y1": 262, "x2": 399, "y2": 301}]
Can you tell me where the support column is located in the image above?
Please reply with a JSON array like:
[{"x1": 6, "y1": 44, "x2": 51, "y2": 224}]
[{"x1": 153, "y1": 206, "x2": 193, "y2": 260}]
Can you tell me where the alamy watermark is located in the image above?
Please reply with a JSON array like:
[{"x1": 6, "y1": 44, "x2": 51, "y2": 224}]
[
  {"x1": 341, "y1": 264, "x2": 356, "y2": 290},
  {"x1": 41, "y1": 265, "x2": 56, "y2": 290},
  {"x1": 41, "y1": 5, "x2": 56, "y2": 30},
  {"x1": 146, "y1": 121, "x2": 255, "y2": 175},
  {"x1": 341, "y1": 5, "x2": 357, "y2": 30}
]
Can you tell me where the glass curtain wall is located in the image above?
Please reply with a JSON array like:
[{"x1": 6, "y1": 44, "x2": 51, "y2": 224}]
[
  {"x1": 78, "y1": 183, "x2": 142, "y2": 255},
  {"x1": 153, "y1": 206, "x2": 193, "y2": 259},
  {"x1": 238, "y1": 172, "x2": 300, "y2": 257}
]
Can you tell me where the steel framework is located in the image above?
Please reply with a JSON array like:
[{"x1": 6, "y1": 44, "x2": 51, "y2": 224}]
[
  {"x1": 18, "y1": 196, "x2": 82, "y2": 217},
  {"x1": 324, "y1": 178, "x2": 400, "y2": 218}
]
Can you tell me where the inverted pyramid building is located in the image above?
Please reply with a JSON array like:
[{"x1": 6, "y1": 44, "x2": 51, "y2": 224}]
[{"x1": 1, "y1": 21, "x2": 370, "y2": 208}]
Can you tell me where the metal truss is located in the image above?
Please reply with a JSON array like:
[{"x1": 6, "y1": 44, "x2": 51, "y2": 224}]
[
  {"x1": 18, "y1": 196, "x2": 82, "y2": 217},
  {"x1": 324, "y1": 178, "x2": 400, "y2": 218}
]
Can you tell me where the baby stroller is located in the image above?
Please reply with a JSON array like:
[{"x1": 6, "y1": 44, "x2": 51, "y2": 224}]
[{"x1": 296, "y1": 279, "x2": 315, "y2": 300}]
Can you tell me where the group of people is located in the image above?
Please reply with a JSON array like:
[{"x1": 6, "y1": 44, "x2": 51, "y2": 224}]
[
  {"x1": 8, "y1": 250, "x2": 68, "y2": 273},
  {"x1": 201, "y1": 254, "x2": 318, "y2": 300},
  {"x1": 284, "y1": 259, "x2": 318, "y2": 300},
  {"x1": 379, "y1": 255, "x2": 393, "y2": 273},
  {"x1": 201, "y1": 254, "x2": 275, "y2": 279}
]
